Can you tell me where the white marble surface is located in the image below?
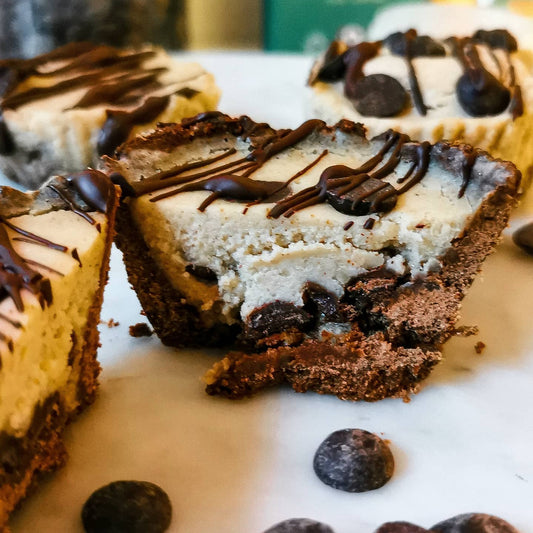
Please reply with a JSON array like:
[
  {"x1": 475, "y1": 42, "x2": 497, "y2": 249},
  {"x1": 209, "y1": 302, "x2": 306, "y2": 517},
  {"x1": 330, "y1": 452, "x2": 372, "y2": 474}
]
[{"x1": 7, "y1": 52, "x2": 533, "y2": 532}]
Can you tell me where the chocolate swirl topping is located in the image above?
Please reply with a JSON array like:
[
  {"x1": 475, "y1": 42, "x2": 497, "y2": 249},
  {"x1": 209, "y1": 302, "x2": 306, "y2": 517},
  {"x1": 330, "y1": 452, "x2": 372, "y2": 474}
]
[{"x1": 313, "y1": 29, "x2": 523, "y2": 119}]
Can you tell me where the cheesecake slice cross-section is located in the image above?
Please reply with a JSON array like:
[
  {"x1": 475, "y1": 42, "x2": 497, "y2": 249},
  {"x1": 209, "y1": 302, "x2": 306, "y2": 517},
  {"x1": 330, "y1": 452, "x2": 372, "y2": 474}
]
[
  {"x1": 104, "y1": 112, "x2": 519, "y2": 401},
  {"x1": 0, "y1": 170, "x2": 118, "y2": 529}
]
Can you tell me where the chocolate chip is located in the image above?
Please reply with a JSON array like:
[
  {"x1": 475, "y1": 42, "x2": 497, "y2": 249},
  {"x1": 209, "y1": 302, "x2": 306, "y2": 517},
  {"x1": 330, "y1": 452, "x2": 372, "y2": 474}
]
[
  {"x1": 431, "y1": 513, "x2": 519, "y2": 533},
  {"x1": 185, "y1": 263, "x2": 218, "y2": 282},
  {"x1": 512, "y1": 222, "x2": 533, "y2": 255},
  {"x1": 473, "y1": 29, "x2": 517, "y2": 52},
  {"x1": 456, "y1": 71, "x2": 510, "y2": 116},
  {"x1": 303, "y1": 281, "x2": 340, "y2": 322},
  {"x1": 375, "y1": 522, "x2": 428, "y2": 533},
  {"x1": 263, "y1": 518, "x2": 335, "y2": 533},
  {"x1": 317, "y1": 41, "x2": 347, "y2": 82},
  {"x1": 385, "y1": 32, "x2": 445, "y2": 57},
  {"x1": 350, "y1": 74, "x2": 408, "y2": 117},
  {"x1": 246, "y1": 301, "x2": 313, "y2": 339},
  {"x1": 326, "y1": 176, "x2": 398, "y2": 215},
  {"x1": 81, "y1": 480, "x2": 172, "y2": 533},
  {"x1": 313, "y1": 428, "x2": 394, "y2": 492}
]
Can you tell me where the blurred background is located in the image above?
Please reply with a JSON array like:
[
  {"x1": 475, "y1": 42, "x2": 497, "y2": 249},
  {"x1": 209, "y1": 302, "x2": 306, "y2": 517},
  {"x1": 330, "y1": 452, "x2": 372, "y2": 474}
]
[{"x1": 1, "y1": 0, "x2": 533, "y2": 58}]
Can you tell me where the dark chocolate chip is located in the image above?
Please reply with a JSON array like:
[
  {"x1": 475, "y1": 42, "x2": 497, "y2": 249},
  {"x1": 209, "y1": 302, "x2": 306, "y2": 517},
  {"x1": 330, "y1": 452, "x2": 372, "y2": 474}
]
[
  {"x1": 512, "y1": 222, "x2": 533, "y2": 255},
  {"x1": 81, "y1": 480, "x2": 172, "y2": 533},
  {"x1": 313, "y1": 428, "x2": 394, "y2": 492},
  {"x1": 350, "y1": 74, "x2": 408, "y2": 117},
  {"x1": 473, "y1": 29, "x2": 518, "y2": 52},
  {"x1": 263, "y1": 518, "x2": 335, "y2": 533},
  {"x1": 303, "y1": 281, "x2": 340, "y2": 322},
  {"x1": 385, "y1": 32, "x2": 446, "y2": 57},
  {"x1": 246, "y1": 301, "x2": 313, "y2": 339},
  {"x1": 317, "y1": 41, "x2": 347, "y2": 82},
  {"x1": 185, "y1": 264, "x2": 218, "y2": 282},
  {"x1": 456, "y1": 71, "x2": 510, "y2": 116},
  {"x1": 375, "y1": 521, "x2": 428, "y2": 533},
  {"x1": 431, "y1": 513, "x2": 519, "y2": 533},
  {"x1": 326, "y1": 176, "x2": 398, "y2": 215}
]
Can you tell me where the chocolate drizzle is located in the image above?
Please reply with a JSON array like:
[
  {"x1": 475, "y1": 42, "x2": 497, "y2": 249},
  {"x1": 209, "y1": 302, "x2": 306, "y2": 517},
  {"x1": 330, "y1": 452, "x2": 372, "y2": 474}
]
[
  {"x1": 131, "y1": 119, "x2": 325, "y2": 205},
  {"x1": 0, "y1": 170, "x2": 115, "y2": 319},
  {"x1": 97, "y1": 95, "x2": 171, "y2": 156},
  {"x1": 316, "y1": 29, "x2": 522, "y2": 119}
]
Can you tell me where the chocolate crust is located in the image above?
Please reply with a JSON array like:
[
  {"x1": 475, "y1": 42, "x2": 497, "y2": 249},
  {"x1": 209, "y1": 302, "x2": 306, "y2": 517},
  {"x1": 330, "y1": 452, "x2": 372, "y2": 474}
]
[
  {"x1": 0, "y1": 185, "x2": 119, "y2": 530},
  {"x1": 107, "y1": 113, "x2": 519, "y2": 401}
]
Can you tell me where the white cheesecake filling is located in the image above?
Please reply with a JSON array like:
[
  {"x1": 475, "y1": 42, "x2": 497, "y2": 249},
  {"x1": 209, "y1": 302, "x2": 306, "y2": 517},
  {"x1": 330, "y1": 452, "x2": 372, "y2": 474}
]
[
  {"x1": 128, "y1": 132, "x2": 489, "y2": 324},
  {"x1": 0, "y1": 210, "x2": 107, "y2": 438},
  {"x1": 3, "y1": 48, "x2": 221, "y2": 172},
  {"x1": 307, "y1": 45, "x2": 533, "y2": 177}
]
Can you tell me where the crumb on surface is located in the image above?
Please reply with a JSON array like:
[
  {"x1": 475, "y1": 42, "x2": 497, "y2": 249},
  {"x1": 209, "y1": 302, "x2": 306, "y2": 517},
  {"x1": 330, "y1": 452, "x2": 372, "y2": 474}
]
[
  {"x1": 129, "y1": 322, "x2": 153, "y2": 337},
  {"x1": 474, "y1": 341, "x2": 486, "y2": 354},
  {"x1": 455, "y1": 325, "x2": 479, "y2": 337},
  {"x1": 100, "y1": 318, "x2": 120, "y2": 328}
]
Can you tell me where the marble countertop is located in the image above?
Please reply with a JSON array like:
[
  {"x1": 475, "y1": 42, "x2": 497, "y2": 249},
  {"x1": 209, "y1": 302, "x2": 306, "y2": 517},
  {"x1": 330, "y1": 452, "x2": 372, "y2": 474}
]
[{"x1": 8, "y1": 52, "x2": 533, "y2": 532}]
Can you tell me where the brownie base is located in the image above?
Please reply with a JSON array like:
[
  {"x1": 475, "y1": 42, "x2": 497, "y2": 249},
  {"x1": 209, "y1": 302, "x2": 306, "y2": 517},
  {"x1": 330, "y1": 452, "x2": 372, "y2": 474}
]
[{"x1": 0, "y1": 188, "x2": 118, "y2": 530}]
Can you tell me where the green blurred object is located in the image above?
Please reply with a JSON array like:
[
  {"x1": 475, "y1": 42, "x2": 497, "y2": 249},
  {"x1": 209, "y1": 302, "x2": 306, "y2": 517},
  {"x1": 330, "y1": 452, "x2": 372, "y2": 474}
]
[{"x1": 264, "y1": 0, "x2": 424, "y2": 52}]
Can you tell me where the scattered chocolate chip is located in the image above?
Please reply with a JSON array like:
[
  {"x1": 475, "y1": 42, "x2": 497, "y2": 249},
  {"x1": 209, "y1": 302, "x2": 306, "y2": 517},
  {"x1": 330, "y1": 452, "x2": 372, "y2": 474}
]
[
  {"x1": 129, "y1": 323, "x2": 153, "y2": 338},
  {"x1": 327, "y1": 176, "x2": 397, "y2": 215},
  {"x1": 431, "y1": 513, "x2": 519, "y2": 533},
  {"x1": 385, "y1": 32, "x2": 445, "y2": 57},
  {"x1": 473, "y1": 29, "x2": 518, "y2": 52},
  {"x1": 375, "y1": 521, "x2": 428, "y2": 533},
  {"x1": 350, "y1": 74, "x2": 408, "y2": 117},
  {"x1": 512, "y1": 222, "x2": 533, "y2": 255},
  {"x1": 343, "y1": 220, "x2": 354, "y2": 231},
  {"x1": 456, "y1": 71, "x2": 510, "y2": 117},
  {"x1": 363, "y1": 217, "x2": 375, "y2": 230},
  {"x1": 81, "y1": 480, "x2": 172, "y2": 533},
  {"x1": 263, "y1": 518, "x2": 335, "y2": 533},
  {"x1": 313, "y1": 428, "x2": 394, "y2": 492}
]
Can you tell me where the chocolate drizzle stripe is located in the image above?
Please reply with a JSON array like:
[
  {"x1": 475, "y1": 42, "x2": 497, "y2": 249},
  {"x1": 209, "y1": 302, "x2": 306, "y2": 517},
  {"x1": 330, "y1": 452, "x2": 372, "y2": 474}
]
[
  {"x1": 0, "y1": 222, "x2": 52, "y2": 312},
  {"x1": 458, "y1": 150, "x2": 478, "y2": 198},
  {"x1": 3, "y1": 219, "x2": 67, "y2": 252},
  {"x1": 0, "y1": 312, "x2": 23, "y2": 329},
  {"x1": 24, "y1": 258, "x2": 65, "y2": 277},
  {"x1": 47, "y1": 184, "x2": 96, "y2": 226},
  {"x1": 158, "y1": 148, "x2": 237, "y2": 181},
  {"x1": 0, "y1": 331, "x2": 14, "y2": 352},
  {"x1": 144, "y1": 120, "x2": 325, "y2": 203}
]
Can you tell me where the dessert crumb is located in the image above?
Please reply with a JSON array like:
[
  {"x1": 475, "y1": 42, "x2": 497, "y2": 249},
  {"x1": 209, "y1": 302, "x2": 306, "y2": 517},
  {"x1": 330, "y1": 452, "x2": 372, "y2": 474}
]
[
  {"x1": 455, "y1": 325, "x2": 479, "y2": 337},
  {"x1": 129, "y1": 323, "x2": 153, "y2": 338},
  {"x1": 100, "y1": 319, "x2": 120, "y2": 328},
  {"x1": 474, "y1": 341, "x2": 486, "y2": 354}
]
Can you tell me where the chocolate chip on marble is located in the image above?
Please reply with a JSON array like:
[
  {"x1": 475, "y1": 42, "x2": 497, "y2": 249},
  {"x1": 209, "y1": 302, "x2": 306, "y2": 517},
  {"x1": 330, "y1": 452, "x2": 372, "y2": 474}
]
[
  {"x1": 326, "y1": 176, "x2": 398, "y2": 215},
  {"x1": 456, "y1": 71, "x2": 510, "y2": 116},
  {"x1": 263, "y1": 518, "x2": 335, "y2": 533},
  {"x1": 81, "y1": 480, "x2": 172, "y2": 533},
  {"x1": 313, "y1": 428, "x2": 394, "y2": 492},
  {"x1": 384, "y1": 32, "x2": 445, "y2": 57},
  {"x1": 473, "y1": 29, "x2": 518, "y2": 52},
  {"x1": 350, "y1": 74, "x2": 408, "y2": 117},
  {"x1": 375, "y1": 521, "x2": 428, "y2": 533},
  {"x1": 431, "y1": 513, "x2": 519, "y2": 533},
  {"x1": 512, "y1": 222, "x2": 533, "y2": 255}
]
